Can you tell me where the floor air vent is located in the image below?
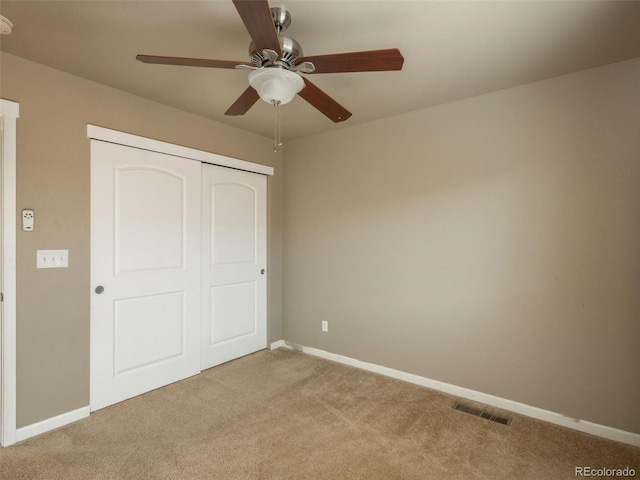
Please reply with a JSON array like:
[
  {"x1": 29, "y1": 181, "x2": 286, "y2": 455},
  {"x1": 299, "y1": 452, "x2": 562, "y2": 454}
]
[{"x1": 452, "y1": 402, "x2": 512, "y2": 426}]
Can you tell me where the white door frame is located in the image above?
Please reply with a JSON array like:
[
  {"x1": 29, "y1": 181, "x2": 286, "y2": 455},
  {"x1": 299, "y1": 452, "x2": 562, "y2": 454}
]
[
  {"x1": 1, "y1": 99, "x2": 19, "y2": 447},
  {"x1": 86, "y1": 125, "x2": 274, "y2": 176}
]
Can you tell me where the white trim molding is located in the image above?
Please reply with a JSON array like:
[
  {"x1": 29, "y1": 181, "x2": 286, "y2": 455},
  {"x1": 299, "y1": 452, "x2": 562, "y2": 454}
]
[
  {"x1": 15, "y1": 406, "x2": 90, "y2": 443},
  {"x1": 1, "y1": 98, "x2": 19, "y2": 447},
  {"x1": 86, "y1": 125, "x2": 274, "y2": 176},
  {"x1": 269, "y1": 340, "x2": 286, "y2": 350},
  {"x1": 278, "y1": 342, "x2": 640, "y2": 448}
]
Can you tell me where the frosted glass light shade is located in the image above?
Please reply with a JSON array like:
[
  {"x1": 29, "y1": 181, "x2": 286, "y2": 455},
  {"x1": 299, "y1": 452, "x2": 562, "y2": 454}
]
[
  {"x1": 0, "y1": 15, "x2": 13, "y2": 34},
  {"x1": 248, "y1": 68, "x2": 304, "y2": 105}
]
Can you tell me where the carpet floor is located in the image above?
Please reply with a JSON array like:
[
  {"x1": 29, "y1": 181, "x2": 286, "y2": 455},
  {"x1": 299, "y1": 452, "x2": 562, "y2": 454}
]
[{"x1": 1, "y1": 348, "x2": 638, "y2": 479}]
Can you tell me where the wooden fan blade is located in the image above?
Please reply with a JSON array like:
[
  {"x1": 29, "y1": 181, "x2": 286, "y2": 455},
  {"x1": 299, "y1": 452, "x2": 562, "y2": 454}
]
[
  {"x1": 298, "y1": 78, "x2": 352, "y2": 123},
  {"x1": 296, "y1": 48, "x2": 404, "y2": 74},
  {"x1": 232, "y1": 0, "x2": 282, "y2": 56},
  {"x1": 137, "y1": 54, "x2": 251, "y2": 69},
  {"x1": 225, "y1": 86, "x2": 260, "y2": 116}
]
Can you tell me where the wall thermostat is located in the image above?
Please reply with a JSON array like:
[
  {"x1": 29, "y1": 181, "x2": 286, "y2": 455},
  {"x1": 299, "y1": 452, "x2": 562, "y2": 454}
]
[{"x1": 22, "y1": 209, "x2": 34, "y2": 231}]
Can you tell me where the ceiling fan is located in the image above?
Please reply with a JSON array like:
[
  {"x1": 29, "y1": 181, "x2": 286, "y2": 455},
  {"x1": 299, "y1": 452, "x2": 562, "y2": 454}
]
[{"x1": 136, "y1": 0, "x2": 404, "y2": 124}]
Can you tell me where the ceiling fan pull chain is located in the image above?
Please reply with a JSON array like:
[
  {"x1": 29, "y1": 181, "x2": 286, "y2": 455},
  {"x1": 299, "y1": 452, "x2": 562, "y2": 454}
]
[
  {"x1": 277, "y1": 101, "x2": 283, "y2": 148},
  {"x1": 273, "y1": 100, "x2": 282, "y2": 153}
]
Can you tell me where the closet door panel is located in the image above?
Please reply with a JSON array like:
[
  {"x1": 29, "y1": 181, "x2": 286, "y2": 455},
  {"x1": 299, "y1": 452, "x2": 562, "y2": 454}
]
[
  {"x1": 201, "y1": 164, "x2": 267, "y2": 369},
  {"x1": 90, "y1": 141, "x2": 201, "y2": 411}
]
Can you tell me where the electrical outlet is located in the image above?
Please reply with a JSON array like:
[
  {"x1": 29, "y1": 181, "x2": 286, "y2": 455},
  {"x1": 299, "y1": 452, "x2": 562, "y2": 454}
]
[{"x1": 321, "y1": 320, "x2": 328, "y2": 332}]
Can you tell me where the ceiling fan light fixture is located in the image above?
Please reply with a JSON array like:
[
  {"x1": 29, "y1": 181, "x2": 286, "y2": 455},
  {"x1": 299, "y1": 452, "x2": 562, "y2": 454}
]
[
  {"x1": 248, "y1": 68, "x2": 304, "y2": 106},
  {"x1": 0, "y1": 15, "x2": 13, "y2": 35}
]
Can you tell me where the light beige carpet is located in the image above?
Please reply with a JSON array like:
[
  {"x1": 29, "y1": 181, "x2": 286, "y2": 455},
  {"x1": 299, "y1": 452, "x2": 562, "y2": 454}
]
[{"x1": 1, "y1": 348, "x2": 638, "y2": 479}]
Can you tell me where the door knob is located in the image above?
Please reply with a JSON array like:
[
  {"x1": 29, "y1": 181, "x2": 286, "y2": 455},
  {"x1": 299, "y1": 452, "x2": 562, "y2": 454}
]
[
  {"x1": 261, "y1": 269, "x2": 265, "y2": 275},
  {"x1": 95, "y1": 285, "x2": 104, "y2": 294}
]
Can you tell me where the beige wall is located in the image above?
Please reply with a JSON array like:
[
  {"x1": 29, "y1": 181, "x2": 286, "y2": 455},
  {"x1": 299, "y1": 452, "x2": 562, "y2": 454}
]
[
  {"x1": 0, "y1": 52, "x2": 283, "y2": 428},
  {"x1": 283, "y1": 58, "x2": 640, "y2": 434},
  {"x1": 3, "y1": 48, "x2": 639, "y2": 436}
]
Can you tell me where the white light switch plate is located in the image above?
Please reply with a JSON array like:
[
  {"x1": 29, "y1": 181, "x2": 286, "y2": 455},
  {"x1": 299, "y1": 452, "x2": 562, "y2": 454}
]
[{"x1": 37, "y1": 250, "x2": 69, "y2": 269}]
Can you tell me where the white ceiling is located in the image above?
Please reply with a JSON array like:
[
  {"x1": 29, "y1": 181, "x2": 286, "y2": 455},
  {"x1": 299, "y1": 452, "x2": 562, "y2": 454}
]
[{"x1": 1, "y1": 1, "x2": 639, "y2": 141}]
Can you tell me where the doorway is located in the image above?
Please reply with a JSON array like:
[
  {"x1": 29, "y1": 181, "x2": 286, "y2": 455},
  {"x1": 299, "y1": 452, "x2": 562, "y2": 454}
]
[
  {"x1": 1, "y1": 98, "x2": 19, "y2": 446},
  {"x1": 88, "y1": 126, "x2": 271, "y2": 410}
]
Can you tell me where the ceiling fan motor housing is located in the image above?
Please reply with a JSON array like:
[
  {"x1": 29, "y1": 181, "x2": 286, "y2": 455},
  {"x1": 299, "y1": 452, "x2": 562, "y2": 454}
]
[
  {"x1": 249, "y1": 8, "x2": 302, "y2": 69},
  {"x1": 249, "y1": 36, "x2": 303, "y2": 68}
]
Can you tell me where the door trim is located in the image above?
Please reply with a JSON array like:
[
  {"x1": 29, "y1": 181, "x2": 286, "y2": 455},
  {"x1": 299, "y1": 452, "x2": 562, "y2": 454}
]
[
  {"x1": 1, "y1": 99, "x2": 19, "y2": 447},
  {"x1": 86, "y1": 125, "x2": 274, "y2": 176}
]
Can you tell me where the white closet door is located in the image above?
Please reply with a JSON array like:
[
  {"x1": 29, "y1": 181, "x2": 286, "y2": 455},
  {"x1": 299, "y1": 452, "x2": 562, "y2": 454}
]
[
  {"x1": 201, "y1": 163, "x2": 267, "y2": 369},
  {"x1": 90, "y1": 141, "x2": 201, "y2": 411}
]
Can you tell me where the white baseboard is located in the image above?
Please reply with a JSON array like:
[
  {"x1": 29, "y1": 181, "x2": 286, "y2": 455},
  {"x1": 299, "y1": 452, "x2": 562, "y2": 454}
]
[
  {"x1": 269, "y1": 339, "x2": 286, "y2": 350},
  {"x1": 15, "y1": 406, "x2": 90, "y2": 443},
  {"x1": 278, "y1": 342, "x2": 640, "y2": 448},
  {"x1": 11, "y1": 346, "x2": 640, "y2": 448}
]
